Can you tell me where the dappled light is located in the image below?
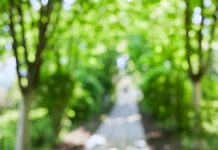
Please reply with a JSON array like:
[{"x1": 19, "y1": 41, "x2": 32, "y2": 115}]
[
  {"x1": 105, "y1": 113, "x2": 141, "y2": 125},
  {"x1": 0, "y1": 0, "x2": 218, "y2": 150}
]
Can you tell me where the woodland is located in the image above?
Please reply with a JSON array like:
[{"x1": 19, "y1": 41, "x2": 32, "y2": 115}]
[{"x1": 0, "y1": 0, "x2": 218, "y2": 150}]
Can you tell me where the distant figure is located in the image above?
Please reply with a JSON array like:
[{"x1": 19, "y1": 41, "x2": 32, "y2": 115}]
[{"x1": 123, "y1": 86, "x2": 128, "y2": 93}]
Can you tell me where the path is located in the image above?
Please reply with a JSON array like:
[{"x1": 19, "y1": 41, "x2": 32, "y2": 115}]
[{"x1": 85, "y1": 75, "x2": 150, "y2": 150}]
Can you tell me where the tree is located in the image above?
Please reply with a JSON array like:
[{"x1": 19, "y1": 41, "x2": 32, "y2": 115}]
[
  {"x1": 8, "y1": 0, "x2": 60, "y2": 149},
  {"x1": 184, "y1": 0, "x2": 217, "y2": 147}
]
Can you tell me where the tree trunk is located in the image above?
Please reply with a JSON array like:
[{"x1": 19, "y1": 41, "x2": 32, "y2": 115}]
[
  {"x1": 192, "y1": 80, "x2": 202, "y2": 128},
  {"x1": 192, "y1": 80, "x2": 203, "y2": 150},
  {"x1": 15, "y1": 92, "x2": 33, "y2": 150}
]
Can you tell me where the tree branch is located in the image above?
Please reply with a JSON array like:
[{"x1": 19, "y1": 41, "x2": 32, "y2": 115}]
[
  {"x1": 17, "y1": 0, "x2": 30, "y2": 66},
  {"x1": 184, "y1": 0, "x2": 193, "y2": 76},
  {"x1": 35, "y1": 0, "x2": 53, "y2": 60},
  {"x1": 9, "y1": 0, "x2": 25, "y2": 93},
  {"x1": 198, "y1": 0, "x2": 204, "y2": 74},
  {"x1": 29, "y1": 0, "x2": 53, "y2": 87}
]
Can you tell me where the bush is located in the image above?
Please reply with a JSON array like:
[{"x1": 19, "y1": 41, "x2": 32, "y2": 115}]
[
  {"x1": 140, "y1": 66, "x2": 191, "y2": 130},
  {"x1": 36, "y1": 71, "x2": 74, "y2": 143}
]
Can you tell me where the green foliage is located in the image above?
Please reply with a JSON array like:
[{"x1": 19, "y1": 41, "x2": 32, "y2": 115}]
[
  {"x1": 127, "y1": 34, "x2": 154, "y2": 73},
  {"x1": 201, "y1": 74, "x2": 218, "y2": 135},
  {"x1": 0, "y1": 118, "x2": 16, "y2": 150},
  {"x1": 0, "y1": 108, "x2": 50, "y2": 150},
  {"x1": 69, "y1": 48, "x2": 118, "y2": 121},
  {"x1": 38, "y1": 71, "x2": 74, "y2": 108},
  {"x1": 70, "y1": 71, "x2": 103, "y2": 121},
  {"x1": 140, "y1": 66, "x2": 191, "y2": 130},
  {"x1": 36, "y1": 70, "x2": 74, "y2": 144},
  {"x1": 31, "y1": 115, "x2": 53, "y2": 148},
  {"x1": 202, "y1": 74, "x2": 218, "y2": 100},
  {"x1": 1, "y1": 0, "x2": 218, "y2": 149}
]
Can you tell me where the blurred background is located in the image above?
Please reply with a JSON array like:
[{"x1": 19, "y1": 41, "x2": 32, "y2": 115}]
[{"x1": 0, "y1": 0, "x2": 218, "y2": 149}]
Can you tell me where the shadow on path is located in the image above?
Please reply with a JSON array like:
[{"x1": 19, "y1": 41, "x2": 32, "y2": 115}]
[{"x1": 141, "y1": 113, "x2": 182, "y2": 150}]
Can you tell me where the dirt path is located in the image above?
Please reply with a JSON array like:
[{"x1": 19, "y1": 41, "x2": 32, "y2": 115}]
[{"x1": 85, "y1": 76, "x2": 150, "y2": 150}]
